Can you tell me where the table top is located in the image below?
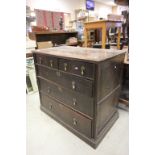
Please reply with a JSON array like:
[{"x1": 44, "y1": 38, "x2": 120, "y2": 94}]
[
  {"x1": 32, "y1": 46, "x2": 127, "y2": 63},
  {"x1": 84, "y1": 20, "x2": 122, "y2": 24}
]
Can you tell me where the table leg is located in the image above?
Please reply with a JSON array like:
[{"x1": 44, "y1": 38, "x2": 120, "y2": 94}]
[
  {"x1": 117, "y1": 27, "x2": 121, "y2": 49},
  {"x1": 84, "y1": 28, "x2": 88, "y2": 47},
  {"x1": 101, "y1": 24, "x2": 106, "y2": 48}
]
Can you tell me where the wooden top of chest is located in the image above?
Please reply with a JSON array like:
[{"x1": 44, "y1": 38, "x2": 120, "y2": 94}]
[{"x1": 32, "y1": 46, "x2": 126, "y2": 63}]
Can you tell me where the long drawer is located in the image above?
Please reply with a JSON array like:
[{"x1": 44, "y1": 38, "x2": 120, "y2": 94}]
[
  {"x1": 40, "y1": 93, "x2": 92, "y2": 138},
  {"x1": 35, "y1": 65, "x2": 93, "y2": 97},
  {"x1": 38, "y1": 77, "x2": 94, "y2": 118},
  {"x1": 34, "y1": 54, "x2": 95, "y2": 79}
]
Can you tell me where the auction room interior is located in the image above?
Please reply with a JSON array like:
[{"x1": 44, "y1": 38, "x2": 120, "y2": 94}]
[{"x1": 26, "y1": 0, "x2": 129, "y2": 155}]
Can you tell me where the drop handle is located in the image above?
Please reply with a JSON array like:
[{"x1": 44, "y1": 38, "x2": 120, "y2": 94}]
[
  {"x1": 73, "y1": 98, "x2": 77, "y2": 106},
  {"x1": 81, "y1": 66, "x2": 85, "y2": 75},
  {"x1": 64, "y1": 63, "x2": 68, "y2": 71},
  {"x1": 72, "y1": 81, "x2": 76, "y2": 90},
  {"x1": 50, "y1": 60, "x2": 53, "y2": 67},
  {"x1": 73, "y1": 118, "x2": 77, "y2": 126},
  {"x1": 114, "y1": 65, "x2": 117, "y2": 69}
]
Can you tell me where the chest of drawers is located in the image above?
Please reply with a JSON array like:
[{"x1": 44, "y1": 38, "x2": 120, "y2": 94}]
[{"x1": 33, "y1": 46, "x2": 125, "y2": 148}]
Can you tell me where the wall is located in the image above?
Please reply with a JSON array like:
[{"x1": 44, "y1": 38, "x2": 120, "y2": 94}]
[
  {"x1": 27, "y1": 0, "x2": 113, "y2": 20},
  {"x1": 112, "y1": 5, "x2": 129, "y2": 15},
  {"x1": 26, "y1": 0, "x2": 83, "y2": 20}
]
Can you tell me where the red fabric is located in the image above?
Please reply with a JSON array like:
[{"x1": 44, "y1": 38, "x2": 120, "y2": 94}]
[
  {"x1": 51, "y1": 12, "x2": 54, "y2": 29},
  {"x1": 43, "y1": 11, "x2": 47, "y2": 27},
  {"x1": 35, "y1": 9, "x2": 44, "y2": 27},
  {"x1": 35, "y1": 9, "x2": 65, "y2": 30}
]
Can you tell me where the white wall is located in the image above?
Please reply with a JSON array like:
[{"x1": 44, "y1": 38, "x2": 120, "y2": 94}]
[
  {"x1": 112, "y1": 5, "x2": 129, "y2": 15},
  {"x1": 95, "y1": 2, "x2": 112, "y2": 19},
  {"x1": 27, "y1": 0, "x2": 112, "y2": 20},
  {"x1": 27, "y1": 0, "x2": 83, "y2": 19}
]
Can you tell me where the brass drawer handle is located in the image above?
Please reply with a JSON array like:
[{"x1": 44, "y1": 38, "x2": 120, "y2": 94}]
[
  {"x1": 72, "y1": 81, "x2": 76, "y2": 90},
  {"x1": 73, "y1": 98, "x2": 77, "y2": 106},
  {"x1": 64, "y1": 63, "x2": 68, "y2": 71},
  {"x1": 81, "y1": 66, "x2": 85, "y2": 75},
  {"x1": 73, "y1": 118, "x2": 77, "y2": 126},
  {"x1": 50, "y1": 60, "x2": 53, "y2": 67}
]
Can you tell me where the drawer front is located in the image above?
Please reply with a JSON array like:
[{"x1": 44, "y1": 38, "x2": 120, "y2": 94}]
[
  {"x1": 40, "y1": 94, "x2": 92, "y2": 138},
  {"x1": 46, "y1": 56, "x2": 58, "y2": 69},
  {"x1": 36, "y1": 65, "x2": 93, "y2": 97},
  {"x1": 59, "y1": 58, "x2": 71, "y2": 72},
  {"x1": 35, "y1": 54, "x2": 47, "y2": 66},
  {"x1": 38, "y1": 77, "x2": 94, "y2": 117},
  {"x1": 34, "y1": 54, "x2": 58, "y2": 69},
  {"x1": 59, "y1": 58, "x2": 94, "y2": 79}
]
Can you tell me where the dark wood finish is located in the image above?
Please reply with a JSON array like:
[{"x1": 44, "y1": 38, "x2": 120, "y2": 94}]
[
  {"x1": 40, "y1": 93, "x2": 92, "y2": 138},
  {"x1": 96, "y1": 55, "x2": 124, "y2": 102},
  {"x1": 59, "y1": 58, "x2": 95, "y2": 79},
  {"x1": 33, "y1": 46, "x2": 125, "y2": 148},
  {"x1": 35, "y1": 54, "x2": 58, "y2": 69},
  {"x1": 35, "y1": 65, "x2": 93, "y2": 97},
  {"x1": 34, "y1": 31, "x2": 78, "y2": 48},
  {"x1": 38, "y1": 77, "x2": 94, "y2": 118},
  {"x1": 26, "y1": 51, "x2": 33, "y2": 58},
  {"x1": 119, "y1": 63, "x2": 129, "y2": 105}
]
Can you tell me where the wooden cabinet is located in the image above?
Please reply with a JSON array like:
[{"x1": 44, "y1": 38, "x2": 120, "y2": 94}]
[
  {"x1": 34, "y1": 31, "x2": 78, "y2": 48},
  {"x1": 33, "y1": 46, "x2": 125, "y2": 148}
]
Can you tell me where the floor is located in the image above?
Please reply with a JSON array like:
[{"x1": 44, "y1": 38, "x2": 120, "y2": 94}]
[{"x1": 27, "y1": 92, "x2": 129, "y2": 155}]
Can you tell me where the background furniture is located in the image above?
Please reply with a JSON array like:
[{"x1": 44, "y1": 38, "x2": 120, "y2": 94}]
[
  {"x1": 34, "y1": 31, "x2": 78, "y2": 49},
  {"x1": 84, "y1": 20, "x2": 122, "y2": 49},
  {"x1": 33, "y1": 46, "x2": 125, "y2": 148},
  {"x1": 34, "y1": 9, "x2": 71, "y2": 31},
  {"x1": 119, "y1": 52, "x2": 129, "y2": 108},
  {"x1": 26, "y1": 57, "x2": 38, "y2": 94}
]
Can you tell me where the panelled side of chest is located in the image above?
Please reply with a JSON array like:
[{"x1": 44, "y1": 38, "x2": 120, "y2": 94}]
[{"x1": 93, "y1": 54, "x2": 125, "y2": 139}]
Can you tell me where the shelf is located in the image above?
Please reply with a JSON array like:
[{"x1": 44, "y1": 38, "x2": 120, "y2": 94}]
[{"x1": 69, "y1": 17, "x2": 87, "y2": 23}]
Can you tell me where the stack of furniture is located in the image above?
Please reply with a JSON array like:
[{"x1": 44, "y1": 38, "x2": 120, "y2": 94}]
[{"x1": 33, "y1": 46, "x2": 126, "y2": 148}]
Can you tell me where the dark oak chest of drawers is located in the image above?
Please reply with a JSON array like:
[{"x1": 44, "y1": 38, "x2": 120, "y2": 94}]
[{"x1": 33, "y1": 46, "x2": 125, "y2": 148}]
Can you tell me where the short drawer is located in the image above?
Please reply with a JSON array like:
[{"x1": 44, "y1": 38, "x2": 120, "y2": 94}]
[
  {"x1": 34, "y1": 54, "x2": 47, "y2": 66},
  {"x1": 40, "y1": 93, "x2": 92, "y2": 138},
  {"x1": 36, "y1": 65, "x2": 93, "y2": 97},
  {"x1": 59, "y1": 58, "x2": 94, "y2": 79},
  {"x1": 34, "y1": 54, "x2": 58, "y2": 69},
  {"x1": 38, "y1": 77, "x2": 94, "y2": 117},
  {"x1": 46, "y1": 56, "x2": 58, "y2": 69}
]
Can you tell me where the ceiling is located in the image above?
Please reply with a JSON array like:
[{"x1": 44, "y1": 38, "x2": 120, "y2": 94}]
[{"x1": 94, "y1": 0, "x2": 117, "y2": 6}]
